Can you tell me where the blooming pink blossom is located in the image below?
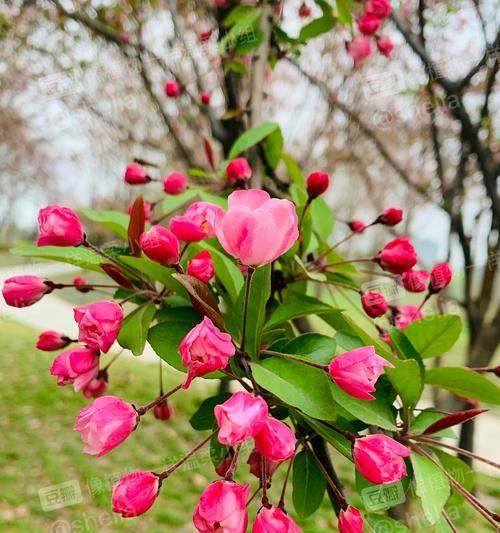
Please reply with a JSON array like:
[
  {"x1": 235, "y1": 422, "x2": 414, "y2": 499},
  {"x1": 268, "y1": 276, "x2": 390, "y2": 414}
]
[
  {"x1": 164, "y1": 81, "x2": 181, "y2": 98},
  {"x1": 254, "y1": 418, "x2": 296, "y2": 462},
  {"x1": 394, "y1": 304, "x2": 424, "y2": 330},
  {"x1": 74, "y1": 301, "x2": 123, "y2": 353},
  {"x1": 140, "y1": 225, "x2": 180, "y2": 266},
  {"x1": 353, "y1": 434, "x2": 411, "y2": 484},
  {"x1": 358, "y1": 13, "x2": 381, "y2": 35},
  {"x1": 180, "y1": 316, "x2": 235, "y2": 389},
  {"x1": 306, "y1": 171, "x2": 330, "y2": 198},
  {"x1": 124, "y1": 163, "x2": 150, "y2": 185},
  {"x1": 193, "y1": 480, "x2": 250, "y2": 533},
  {"x1": 401, "y1": 269, "x2": 429, "y2": 292},
  {"x1": 348, "y1": 219, "x2": 366, "y2": 233},
  {"x1": 82, "y1": 376, "x2": 109, "y2": 398},
  {"x1": 361, "y1": 292, "x2": 388, "y2": 318},
  {"x1": 226, "y1": 157, "x2": 252, "y2": 184},
  {"x1": 36, "y1": 330, "x2": 72, "y2": 351},
  {"x1": 170, "y1": 202, "x2": 224, "y2": 242},
  {"x1": 378, "y1": 237, "x2": 418, "y2": 274},
  {"x1": 2, "y1": 275, "x2": 50, "y2": 307},
  {"x1": 377, "y1": 207, "x2": 403, "y2": 226},
  {"x1": 50, "y1": 346, "x2": 100, "y2": 392},
  {"x1": 328, "y1": 346, "x2": 393, "y2": 400},
  {"x1": 216, "y1": 189, "x2": 299, "y2": 266},
  {"x1": 153, "y1": 400, "x2": 174, "y2": 420},
  {"x1": 128, "y1": 200, "x2": 152, "y2": 222},
  {"x1": 247, "y1": 449, "x2": 281, "y2": 480},
  {"x1": 347, "y1": 37, "x2": 372, "y2": 67},
  {"x1": 365, "y1": 0, "x2": 392, "y2": 19},
  {"x1": 429, "y1": 262, "x2": 452, "y2": 293},
  {"x1": 338, "y1": 506, "x2": 364, "y2": 533},
  {"x1": 377, "y1": 36, "x2": 395, "y2": 57},
  {"x1": 215, "y1": 391, "x2": 268, "y2": 446},
  {"x1": 163, "y1": 171, "x2": 188, "y2": 195},
  {"x1": 36, "y1": 205, "x2": 84, "y2": 247},
  {"x1": 112, "y1": 471, "x2": 159, "y2": 517},
  {"x1": 74, "y1": 395, "x2": 138, "y2": 456},
  {"x1": 187, "y1": 250, "x2": 215, "y2": 283},
  {"x1": 253, "y1": 506, "x2": 302, "y2": 533}
]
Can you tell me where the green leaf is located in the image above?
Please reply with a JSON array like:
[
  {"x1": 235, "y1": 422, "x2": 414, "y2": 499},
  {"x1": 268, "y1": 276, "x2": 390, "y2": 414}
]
[
  {"x1": 280, "y1": 333, "x2": 336, "y2": 365},
  {"x1": 366, "y1": 514, "x2": 411, "y2": 532},
  {"x1": 10, "y1": 244, "x2": 104, "y2": 272},
  {"x1": 310, "y1": 197, "x2": 334, "y2": 241},
  {"x1": 433, "y1": 448, "x2": 474, "y2": 492},
  {"x1": 251, "y1": 358, "x2": 337, "y2": 420},
  {"x1": 189, "y1": 393, "x2": 232, "y2": 431},
  {"x1": 404, "y1": 315, "x2": 462, "y2": 358},
  {"x1": 292, "y1": 450, "x2": 326, "y2": 518},
  {"x1": 329, "y1": 382, "x2": 397, "y2": 430},
  {"x1": 80, "y1": 208, "x2": 130, "y2": 238},
  {"x1": 335, "y1": 0, "x2": 353, "y2": 26},
  {"x1": 228, "y1": 122, "x2": 279, "y2": 159},
  {"x1": 117, "y1": 302, "x2": 156, "y2": 355},
  {"x1": 425, "y1": 367, "x2": 500, "y2": 404},
  {"x1": 411, "y1": 454, "x2": 450, "y2": 525},
  {"x1": 210, "y1": 434, "x2": 227, "y2": 466},
  {"x1": 410, "y1": 410, "x2": 455, "y2": 439},
  {"x1": 218, "y1": 8, "x2": 262, "y2": 54},
  {"x1": 298, "y1": 0, "x2": 335, "y2": 42},
  {"x1": 299, "y1": 414, "x2": 352, "y2": 459},
  {"x1": 263, "y1": 127, "x2": 284, "y2": 169},
  {"x1": 356, "y1": 471, "x2": 406, "y2": 511},
  {"x1": 385, "y1": 358, "x2": 423, "y2": 409},
  {"x1": 282, "y1": 153, "x2": 305, "y2": 187},
  {"x1": 158, "y1": 189, "x2": 198, "y2": 218},
  {"x1": 266, "y1": 293, "x2": 333, "y2": 329},
  {"x1": 119, "y1": 256, "x2": 184, "y2": 294}
]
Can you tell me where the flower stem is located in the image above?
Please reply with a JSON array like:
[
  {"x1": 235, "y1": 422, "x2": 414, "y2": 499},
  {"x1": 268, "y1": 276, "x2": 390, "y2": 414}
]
[
  {"x1": 137, "y1": 383, "x2": 183, "y2": 416},
  {"x1": 240, "y1": 266, "x2": 255, "y2": 354},
  {"x1": 224, "y1": 443, "x2": 242, "y2": 481},
  {"x1": 102, "y1": 349, "x2": 124, "y2": 371},
  {"x1": 278, "y1": 457, "x2": 294, "y2": 509},
  {"x1": 261, "y1": 349, "x2": 328, "y2": 371},
  {"x1": 298, "y1": 197, "x2": 312, "y2": 257},
  {"x1": 312, "y1": 257, "x2": 376, "y2": 272}
]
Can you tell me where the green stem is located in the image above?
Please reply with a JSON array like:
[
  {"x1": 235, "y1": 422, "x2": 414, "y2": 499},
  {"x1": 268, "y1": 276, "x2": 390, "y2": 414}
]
[
  {"x1": 261, "y1": 349, "x2": 328, "y2": 371},
  {"x1": 240, "y1": 267, "x2": 255, "y2": 354}
]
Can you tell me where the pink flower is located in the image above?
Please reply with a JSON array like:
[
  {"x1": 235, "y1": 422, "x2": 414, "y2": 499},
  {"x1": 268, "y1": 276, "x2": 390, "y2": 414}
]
[
  {"x1": 401, "y1": 269, "x2": 429, "y2": 292},
  {"x1": 429, "y1": 262, "x2": 452, "y2": 293},
  {"x1": 365, "y1": 0, "x2": 392, "y2": 19},
  {"x1": 2, "y1": 275, "x2": 50, "y2": 307},
  {"x1": 338, "y1": 506, "x2": 364, "y2": 533},
  {"x1": 215, "y1": 391, "x2": 268, "y2": 446},
  {"x1": 170, "y1": 201, "x2": 224, "y2": 242},
  {"x1": 377, "y1": 36, "x2": 395, "y2": 57},
  {"x1": 74, "y1": 395, "x2": 138, "y2": 456},
  {"x1": 377, "y1": 207, "x2": 403, "y2": 226},
  {"x1": 187, "y1": 250, "x2": 215, "y2": 283},
  {"x1": 348, "y1": 219, "x2": 366, "y2": 233},
  {"x1": 298, "y1": 3, "x2": 312, "y2": 17},
  {"x1": 347, "y1": 37, "x2": 372, "y2": 67},
  {"x1": 378, "y1": 237, "x2": 418, "y2": 274},
  {"x1": 37, "y1": 330, "x2": 72, "y2": 351},
  {"x1": 247, "y1": 449, "x2": 281, "y2": 479},
  {"x1": 253, "y1": 506, "x2": 302, "y2": 533},
  {"x1": 200, "y1": 30, "x2": 212, "y2": 42},
  {"x1": 164, "y1": 81, "x2": 181, "y2": 98},
  {"x1": 353, "y1": 434, "x2": 411, "y2": 484},
  {"x1": 36, "y1": 205, "x2": 84, "y2": 247},
  {"x1": 73, "y1": 276, "x2": 91, "y2": 293},
  {"x1": 193, "y1": 480, "x2": 250, "y2": 533},
  {"x1": 82, "y1": 376, "x2": 108, "y2": 398},
  {"x1": 254, "y1": 418, "x2": 296, "y2": 462},
  {"x1": 153, "y1": 400, "x2": 174, "y2": 420},
  {"x1": 226, "y1": 158, "x2": 252, "y2": 184},
  {"x1": 128, "y1": 200, "x2": 152, "y2": 222},
  {"x1": 74, "y1": 301, "x2": 123, "y2": 353},
  {"x1": 50, "y1": 346, "x2": 100, "y2": 392},
  {"x1": 328, "y1": 346, "x2": 393, "y2": 400},
  {"x1": 306, "y1": 171, "x2": 330, "y2": 198},
  {"x1": 216, "y1": 189, "x2": 299, "y2": 266},
  {"x1": 163, "y1": 171, "x2": 188, "y2": 195},
  {"x1": 112, "y1": 471, "x2": 159, "y2": 517},
  {"x1": 361, "y1": 292, "x2": 388, "y2": 318},
  {"x1": 394, "y1": 304, "x2": 424, "y2": 330},
  {"x1": 140, "y1": 225, "x2": 180, "y2": 266},
  {"x1": 180, "y1": 316, "x2": 235, "y2": 389},
  {"x1": 124, "y1": 163, "x2": 150, "y2": 185},
  {"x1": 358, "y1": 13, "x2": 381, "y2": 35},
  {"x1": 201, "y1": 92, "x2": 211, "y2": 105}
]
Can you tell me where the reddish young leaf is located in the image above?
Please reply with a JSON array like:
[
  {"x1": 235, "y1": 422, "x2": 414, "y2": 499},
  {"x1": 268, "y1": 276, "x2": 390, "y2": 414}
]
[
  {"x1": 128, "y1": 195, "x2": 146, "y2": 257},
  {"x1": 203, "y1": 137, "x2": 216, "y2": 172},
  {"x1": 422, "y1": 408, "x2": 489, "y2": 435},
  {"x1": 100, "y1": 263, "x2": 134, "y2": 289}
]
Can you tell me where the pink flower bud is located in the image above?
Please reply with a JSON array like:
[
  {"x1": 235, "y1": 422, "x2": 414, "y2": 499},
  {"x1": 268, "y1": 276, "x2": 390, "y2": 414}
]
[
  {"x1": 377, "y1": 207, "x2": 403, "y2": 226},
  {"x1": 153, "y1": 400, "x2": 174, "y2": 421},
  {"x1": 226, "y1": 157, "x2": 252, "y2": 184},
  {"x1": 358, "y1": 13, "x2": 381, "y2": 35},
  {"x1": 348, "y1": 219, "x2": 366, "y2": 233},
  {"x1": 2, "y1": 275, "x2": 50, "y2": 307},
  {"x1": 298, "y1": 2, "x2": 312, "y2": 17},
  {"x1": 378, "y1": 236, "x2": 418, "y2": 274},
  {"x1": 164, "y1": 81, "x2": 181, "y2": 98},
  {"x1": 37, "y1": 330, "x2": 72, "y2": 351},
  {"x1": 128, "y1": 200, "x2": 152, "y2": 222},
  {"x1": 306, "y1": 171, "x2": 330, "y2": 198},
  {"x1": 338, "y1": 506, "x2": 364, "y2": 533},
  {"x1": 170, "y1": 202, "x2": 224, "y2": 243},
  {"x1": 254, "y1": 418, "x2": 296, "y2": 462},
  {"x1": 140, "y1": 225, "x2": 180, "y2": 266},
  {"x1": 361, "y1": 292, "x2": 388, "y2": 318},
  {"x1": 187, "y1": 250, "x2": 215, "y2": 283},
  {"x1": 253, "y1": 506, "x2": 301, "y2": 533},
  {"x1": 377, "y1": 36, "x2": 395, "y2": 57},
  {"x1": 193, "y1": 480, "x2": 250, "y2": 533},
  {"x1": 82, "y1": 375, "x2": 109, "y2": 398},
  {"x1": 36, "y1": 205, "x2": 84, "y2": 247},
  {"x1": 216, "y1": 190, "x2": 299, "y2": 266},
  {"x1": 74, "y1": 301, "x2": 123, "y2": 353},
  {"x1": 394, "y1": 304, "x2": 424, "y2": 330},
  {"x1": 328, "y1": 346, "x2": 393, "y2": 400},
  {"x1": 401, "y1": 269, "x2": 429, "y2": 293},
  {"x1": 74, "y1": 395, "x2": 138, "y2": 456},
  {"x1": 365, "y1": 0, "x2": 392, "y2": 19},
  {"x1": 347, "y1": 37, "x2": 372, "y2": 67},
  {"x1": 112, "y1": 471, "x2": 159, "y2": 517},
  {"x1": 247, "y1": 449, "x2": 281, "y2": 480},
  {"x1": 124, "y1": 163, "x2": 150, "y2": 185},
  {"x1": 180, "y1": 316, "x2": 235, "y2": 389},
  {"x1": 200, "y1": 30, "x2": 212, "y2": 43},
  {"x1": 50, "y1": 346, "x2": 100, "y2": 392},
  {"x1": 353, "y1": 434, "x2": 411, "y2": 484},
  {"x1": 200, "y1": 92, "x2": 211, "y2": 105},
  {"x1": 429, "y1": 262, "x2": 452, "y2": 293},
  {"x1": 73, "y1": 276, "x2": 92, "y2": 293},
  {"x1": 215, "y1": 391, "x2": 268, "y2": 446},
  {"x1": 163, "y1": 171, "x2": 188, "y2": 195}
]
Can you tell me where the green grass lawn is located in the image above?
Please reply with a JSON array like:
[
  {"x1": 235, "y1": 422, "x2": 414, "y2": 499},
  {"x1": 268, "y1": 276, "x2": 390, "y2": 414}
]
[{"x1": 0, "y1": 320, "x2": 497, "y2": 532}]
